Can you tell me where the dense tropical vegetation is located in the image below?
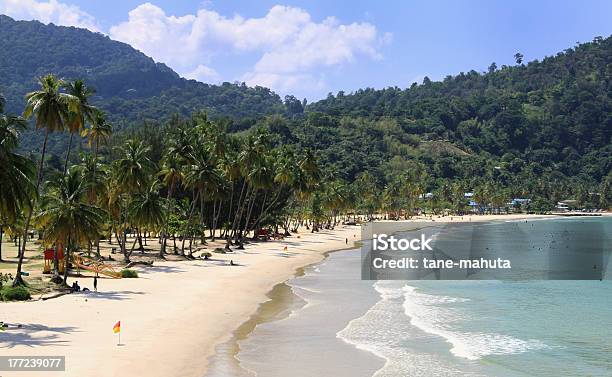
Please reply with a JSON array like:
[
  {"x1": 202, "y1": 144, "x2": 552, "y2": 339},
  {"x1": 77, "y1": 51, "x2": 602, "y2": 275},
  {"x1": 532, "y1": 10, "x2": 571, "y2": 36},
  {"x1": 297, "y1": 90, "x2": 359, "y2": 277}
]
[
  {"x1": 0, "y1": 15, "x2": 609, "y2": 289},
  {"x1": 0, "y1": 78, "x2": 355, "y2": 288}
]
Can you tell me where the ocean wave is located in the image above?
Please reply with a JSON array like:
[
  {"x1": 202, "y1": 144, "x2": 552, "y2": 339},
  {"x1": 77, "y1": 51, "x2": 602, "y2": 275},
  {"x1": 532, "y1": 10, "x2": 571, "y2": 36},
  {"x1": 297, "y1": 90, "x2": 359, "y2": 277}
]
[
  {"x1": 337, "y1": 281, "x2": 474, "y2": 376},
  {"x1": 402, "y1": 285, "x2": 548, "y2": 360}
]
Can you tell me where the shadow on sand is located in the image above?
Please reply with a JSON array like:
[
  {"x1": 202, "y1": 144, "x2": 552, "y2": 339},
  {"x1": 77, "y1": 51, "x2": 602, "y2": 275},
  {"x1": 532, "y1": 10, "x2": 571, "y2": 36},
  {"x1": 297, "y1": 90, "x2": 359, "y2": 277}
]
[{"x1": 0, "y1": 323, "x2": 78, "y2": 348}]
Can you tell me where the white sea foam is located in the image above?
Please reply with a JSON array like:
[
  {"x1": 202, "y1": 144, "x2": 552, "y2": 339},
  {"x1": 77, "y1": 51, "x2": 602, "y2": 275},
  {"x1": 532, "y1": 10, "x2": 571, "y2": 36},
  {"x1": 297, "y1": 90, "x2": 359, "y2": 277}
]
[
  {"x1": 402, "y1": 285, "x2": 548, "y2": 360},
  {"x1": 337, "y1": 281, "x2": 550, "y2": 376},
  {"x1": 337, "y1": 282, "x2": 474, "y2": 376}
]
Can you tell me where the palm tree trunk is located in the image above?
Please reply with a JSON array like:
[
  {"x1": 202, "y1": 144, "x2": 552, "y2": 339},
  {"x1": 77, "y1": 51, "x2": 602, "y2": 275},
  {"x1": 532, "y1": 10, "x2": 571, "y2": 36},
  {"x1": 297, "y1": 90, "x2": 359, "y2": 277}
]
[
  {"x1": 225, "y1": 183, "x2": 235, "y2": 237},
  {"x1": 137, "y1": 229, "x2": 144, "y2": 252},
  {"x1": 239, "y1": 189, "x2": 257, "y2": 247},
  {"x1": 14, "y1": 128, "x2": 50, "y2": 286},
  {"x1": 51, "y1": 244, "x2": 62, "y2": 283},
  {"x1": 212, "y1": 200, "x2": 222, "y2": 241},
  {"x1": 63, "y1": 132, "x2": 74, "y2": 175},
  {"x1": 234, "y1": 185, "x2": 255, "y2": 246},
  {"x1": 92, "y1": 141, "x2": 102, "y2": 258},
  {"x1": 122, "y1": 229, "x2": 129, "y2": 263},
  {"x1": 226, "y1": 180, "x2": 248, "y2": 249},
  {"x1": 250, "y1": 191, "x2": 268, "y2": 240},
  {"x1": 160, "y1": 180, "x2": 175, "y2": 257},
  {"x1": 199, "y1": 193, "x2": 206, "y2": 243},
  {"x1": 0, "y1": 225, "x2": 3, "y2": 261},
  {"x1": 130, "y1": 231, "x2": 139, "y2": 256},
  {"x1": 209, "y1": 199, "x2": 217, "y2": 239},
  {"x1": 62, "y1": 236, "x2": 71, "y2": 285}
]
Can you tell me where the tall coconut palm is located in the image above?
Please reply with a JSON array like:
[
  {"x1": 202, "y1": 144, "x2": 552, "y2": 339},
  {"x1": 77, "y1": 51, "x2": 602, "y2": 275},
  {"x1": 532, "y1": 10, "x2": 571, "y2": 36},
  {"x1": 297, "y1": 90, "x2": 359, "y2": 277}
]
[
  {"x1": 77, "y1": 153, "x2": 108, "y2": 205},
  {"x1": 0, "y1": 111, "x2": 36, "y2": 261},
  {"x1": 38, "y1": 168, "x2": 105, "y2": 284},
  {"x1": 126, "y1": 182, "x2": 164, "y2": 262},
  {"x1": 226, "y1": 133, "x2": 268, "y2": 248},
  {"x1": 82, "y1": 111, "x2": 112, "y2": 163},
  {"x1": 0, "y1": 113, "x2": 36, "y2": 224},
  {"x1": 63, "y1": 80, "x2": 97, "y2": 174},
  {"x1": 113, "y1": 139, "x2": 155, "y2": 260},
  {"x1": 114, "y1": 140, "x2": 155, "y2": 193},
  {"x1": 184, "y1": 145, "x2": 222, "y2": 246},
  {"x1": 15, "y1": 75, "x2": 77, "y2": 285},
  {"x1": 159, "y1": 147, "x2": 183, "y2": 256},
  {"x1": 76, "y1": 153, "x2": 108, "y2": 257}
]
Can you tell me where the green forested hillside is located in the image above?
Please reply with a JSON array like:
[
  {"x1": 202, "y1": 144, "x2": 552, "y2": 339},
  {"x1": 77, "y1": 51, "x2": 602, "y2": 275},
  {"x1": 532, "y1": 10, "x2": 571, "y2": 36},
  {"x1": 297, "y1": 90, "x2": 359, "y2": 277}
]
[
  {"x1": 0, "y1": 15, "x2": 284, "y2": 154},
  {"x1": 0, "y1": 13, "x2": 610, "y2": 209},
  {"x1": 302, "y1": 36, "x2": 611, "y2": 201}
]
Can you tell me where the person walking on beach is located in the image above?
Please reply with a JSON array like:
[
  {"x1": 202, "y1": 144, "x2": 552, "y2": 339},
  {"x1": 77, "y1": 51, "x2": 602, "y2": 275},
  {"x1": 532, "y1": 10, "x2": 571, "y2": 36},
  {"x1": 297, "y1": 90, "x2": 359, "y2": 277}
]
[{"x1": 94, "y1": 274, "x2": 98, "y2": 292}]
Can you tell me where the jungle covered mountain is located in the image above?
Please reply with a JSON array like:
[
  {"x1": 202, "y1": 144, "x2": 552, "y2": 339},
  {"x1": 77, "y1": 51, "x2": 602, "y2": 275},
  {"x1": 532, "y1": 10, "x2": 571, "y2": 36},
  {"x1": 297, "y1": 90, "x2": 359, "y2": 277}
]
[
  {"x1": 0, "y1": 15, "x2": 284, "y2": 154},
  {"x1": 0, "y1": 13, "x2": 610, "y2": 207},
  {"x1": 306, "y1": 36, "x2": 611, "y2": 189}
]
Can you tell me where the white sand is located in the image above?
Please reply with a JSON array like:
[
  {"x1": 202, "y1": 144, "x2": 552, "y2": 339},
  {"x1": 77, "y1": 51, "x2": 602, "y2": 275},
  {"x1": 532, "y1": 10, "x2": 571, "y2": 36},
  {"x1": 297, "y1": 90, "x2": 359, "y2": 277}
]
[
  {"x1": 0, "y1": 213, "x2": 579, "y2": 376},
  {"x1": 1, "y1": 225, "x2": 362, "y2": 377}
]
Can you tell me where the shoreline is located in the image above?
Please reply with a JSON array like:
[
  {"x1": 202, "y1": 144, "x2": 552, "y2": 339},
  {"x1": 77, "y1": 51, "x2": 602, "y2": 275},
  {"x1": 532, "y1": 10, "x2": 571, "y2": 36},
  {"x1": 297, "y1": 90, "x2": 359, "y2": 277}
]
[
  {"x1": 202, "y1": 213, "x2": 560, "y2": 376},
  {"x1": 203, "y1": 213, "x2": 611, "y2": 376},
  {"x1": 0, "y1": 213, "x2": 604, "y2": 377},
  {"x1": 0, "y1": 224, "x2": 364, "y2": 377},
  {"x1": 204, "y1": 239, "x2": 369, "y2": 377}
]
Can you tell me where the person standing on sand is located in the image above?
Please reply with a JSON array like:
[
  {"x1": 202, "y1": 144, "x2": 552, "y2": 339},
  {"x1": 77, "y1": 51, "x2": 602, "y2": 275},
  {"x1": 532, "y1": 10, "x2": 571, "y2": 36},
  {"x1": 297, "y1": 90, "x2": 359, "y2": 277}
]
[{"x1": 94, "y1": 274, "x2": 98, "y2": 292}]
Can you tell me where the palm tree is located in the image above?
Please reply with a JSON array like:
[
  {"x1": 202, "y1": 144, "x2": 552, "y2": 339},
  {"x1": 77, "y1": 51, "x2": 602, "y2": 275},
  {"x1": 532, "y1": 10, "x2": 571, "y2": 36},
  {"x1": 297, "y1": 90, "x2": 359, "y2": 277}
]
[
  {"x1": 183, "y1": 144, "x2": 222, "y2": 248},
  {"x1": 0, "y1": 112, "x2": 36, "y2": 224},
  {"x1": 76, "y1": 154, "x2": 108, "y2": 256},
  {"x1": 63, "y1": 79, "x2": 97, "y2": 174},
  {"x1": 159, "y1": 147, "x2": 183, "y2": 256},
  {"x1": 114, "y1": 140, "x2": 154, "y2": 193},
  {"x1": 113, "y1": 139, "x2": 155, "y2": 260},
  {"x1": 0, "y1": 109, "x2": 36, "y2": 262},
  {"x1": 15, "y1": 74, "x2": 78, "y2": 285},
  {"x1": 82, "y1": 111, "x2": 112, "y2": 164},
  {"x1": 126, "y1": 182, "x2": 164, "y2": 261},
  {"x1": 77, "y1": 154, "x2": 108, "y2": 205},
  {"x1": 38, "y1": 169, "x2": 105, "y2": 285}
]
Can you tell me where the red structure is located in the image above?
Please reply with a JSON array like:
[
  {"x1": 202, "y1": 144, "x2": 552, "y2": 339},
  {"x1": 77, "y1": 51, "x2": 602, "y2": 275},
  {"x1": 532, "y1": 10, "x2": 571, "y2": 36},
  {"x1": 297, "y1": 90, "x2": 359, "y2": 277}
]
[{"x1": 43, "y1": 246, "x2": 64, "y2": 274}]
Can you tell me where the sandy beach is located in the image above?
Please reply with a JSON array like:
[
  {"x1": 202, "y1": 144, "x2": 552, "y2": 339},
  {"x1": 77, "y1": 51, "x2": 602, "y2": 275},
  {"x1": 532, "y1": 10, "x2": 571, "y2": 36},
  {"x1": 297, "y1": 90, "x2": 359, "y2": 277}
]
[
  {"x1": 1, "y1": 224, "x2": 363, "y2": 377},
  {"x1": 0, "y1": 213, "x2": 594, "y2": 377}
]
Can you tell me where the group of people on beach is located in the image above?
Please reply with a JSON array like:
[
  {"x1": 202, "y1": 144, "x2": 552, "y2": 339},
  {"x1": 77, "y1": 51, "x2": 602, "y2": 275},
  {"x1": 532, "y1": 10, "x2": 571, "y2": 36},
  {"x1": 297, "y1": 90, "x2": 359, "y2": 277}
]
[{"x1": 71, "y1": 274, "x2": 99, "y2": 293}]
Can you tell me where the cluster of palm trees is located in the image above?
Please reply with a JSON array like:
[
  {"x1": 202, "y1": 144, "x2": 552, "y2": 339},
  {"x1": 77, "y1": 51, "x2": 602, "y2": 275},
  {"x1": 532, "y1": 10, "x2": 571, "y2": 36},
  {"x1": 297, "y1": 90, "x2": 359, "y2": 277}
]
[
  {"x1": 0, "y1": 75, "x2": 359, "y2": 288},
  {"x1": 3, "y1": 74, "x2": 523, "y2": 290},
  {"x1": 1, "y1": 74, "x2": 113, "y2": 285}
]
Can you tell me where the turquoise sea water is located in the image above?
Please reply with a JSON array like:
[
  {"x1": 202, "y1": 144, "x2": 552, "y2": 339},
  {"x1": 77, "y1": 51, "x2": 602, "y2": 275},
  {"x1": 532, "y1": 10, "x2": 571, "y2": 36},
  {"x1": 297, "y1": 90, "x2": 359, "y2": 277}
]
[{"x1": 223, "y1": 217, "x2": 612, "y2": 376}]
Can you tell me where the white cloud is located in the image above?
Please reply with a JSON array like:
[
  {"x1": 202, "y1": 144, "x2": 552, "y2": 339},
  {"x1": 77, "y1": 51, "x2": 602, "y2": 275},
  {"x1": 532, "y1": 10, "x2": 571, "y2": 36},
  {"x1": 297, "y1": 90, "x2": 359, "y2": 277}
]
[
  {"x1": 184, "y1": 64, "x2": 220, "y2": 83},
  {"x1": 241, "y1": 72, "x2": 325, "y2": 93},
  {"x1": 0, "y1": 0, "x2": 100, "y2": 31},
  {"x1": 109, "y1": 3, "x2": 388, "y2": 94},
  {"x1": 1, "y1": 1, "x2": 390, "y2": 95}
]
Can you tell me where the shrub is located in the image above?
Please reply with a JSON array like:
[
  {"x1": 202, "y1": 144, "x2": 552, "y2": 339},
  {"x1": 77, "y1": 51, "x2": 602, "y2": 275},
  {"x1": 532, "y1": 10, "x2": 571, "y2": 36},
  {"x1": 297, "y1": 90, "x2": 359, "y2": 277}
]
[
  {"x1": 120, "y1": 269, "x2": 139, "y2": 278},
  {"x1": 1, "y1": 286, "x2": 31, "y2": 301},
  {"x1": 213, "y1": 248, "x2": 227, "y2": 254}
]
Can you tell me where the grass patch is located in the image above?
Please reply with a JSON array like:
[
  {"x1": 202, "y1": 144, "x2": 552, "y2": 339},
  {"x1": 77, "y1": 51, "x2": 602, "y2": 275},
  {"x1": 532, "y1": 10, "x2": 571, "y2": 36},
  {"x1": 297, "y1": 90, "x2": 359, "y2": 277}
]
[
  {"x1": 213, "y1": 248, "x2": 227, "y2": 254},
  {"x1": 1, "y1": 286, "x2": 31, "y2": 301},
  {"x1": 120, "y1": 269, "x2": 139, "y2": 278}
]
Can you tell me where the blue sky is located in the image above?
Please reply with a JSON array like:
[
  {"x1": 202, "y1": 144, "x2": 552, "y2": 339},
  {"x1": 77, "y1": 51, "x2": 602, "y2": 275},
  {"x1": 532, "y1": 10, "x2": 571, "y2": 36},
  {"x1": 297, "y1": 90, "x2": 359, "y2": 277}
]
[{"x1": 1, "y1": 0, "x2": 611, "y2": 100}]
